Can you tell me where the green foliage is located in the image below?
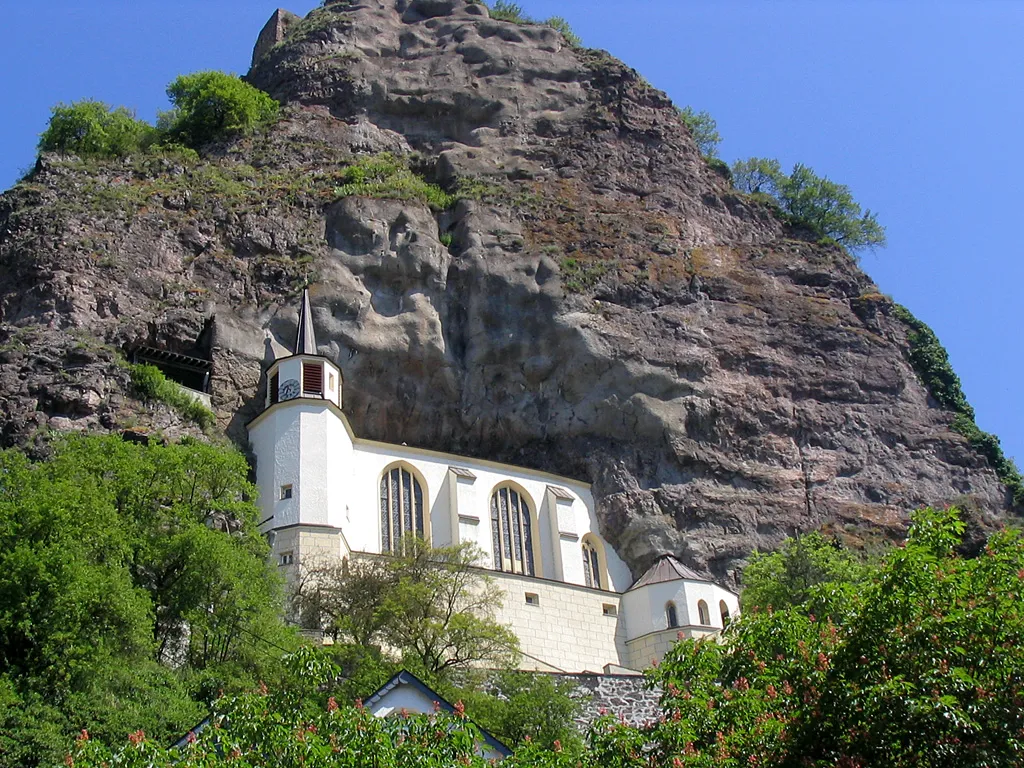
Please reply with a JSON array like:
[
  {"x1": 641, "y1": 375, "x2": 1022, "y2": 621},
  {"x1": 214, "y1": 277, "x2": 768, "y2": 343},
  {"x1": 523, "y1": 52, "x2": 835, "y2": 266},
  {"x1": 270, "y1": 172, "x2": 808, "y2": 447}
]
[
  {"x1": 129, "y1": 364, "x2": 216, "y2": 430},
  {"x1": 545, "y1": 16, "x2": 582, "y2": 46},
  {"x1": 0, "y1": 435, "x2": 296, "y2": 768},
  {"x1": 892, "y1": 304, "x2": 1024, "y2": 505},
  {"x1": 730, "y1": 156, "x2": 783, "y2": 196},
  {"x1": 37, "y1": 73, "x2": 277, "y2": 162},
  {"x1": 458, "y1": 670, "x2": 584, "y2": 750},
  {"x1": 161, "y1": 71, "x2": 279, "y2": 150},
  {"x1": 69, "y1": 647, "x2": 491, "y2": 768},
  {"x1": 484, "y1": 3, "x2": 582, "y2": 45},
  {"x1": 490, "y1": 1, "x2": 527, "y2": 22},
  {"x1": 560, "y1": 256, "x2": 609, "y2": 292},
  {"x1": 778, "y1": 163, "x2": 886, "y2": 250},
  {"x1": 643, "y1": 506, "x2": 1024, "y2": 766},
  {"x1": 891, "y1": 304, "x2": 973, "y2": 416},
  {"x1": 63, "y1": 510, "x2": 1024, "y2": 767},
  {"x1": 731, "y1": 157, "x2": 886, "y2": 252},
  {"x1": 334, "y1": 153, "x2": 455, "y2": 210},
  {"x1": 675, "y1": 106, "x2": 721, "y2": 158},
  {"x1": 952, "y1": 414, "x2": 1024, "y2": 505},
  {"x1": 38, "y1": 100, "x2": 156, "y2": 158},
  {"x1": 741, "y1": 531, "x2": 871, "y2": 617},
  {"x1": 296, "y1": 537, "x2": 520, "y2": 678}
]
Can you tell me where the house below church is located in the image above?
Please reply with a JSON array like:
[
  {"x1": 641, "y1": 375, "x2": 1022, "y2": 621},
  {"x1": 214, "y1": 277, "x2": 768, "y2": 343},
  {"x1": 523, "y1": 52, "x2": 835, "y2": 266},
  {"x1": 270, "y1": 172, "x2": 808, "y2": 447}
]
[{"x1": 248, "y1": 290, "x2": 739, "y2": 673}]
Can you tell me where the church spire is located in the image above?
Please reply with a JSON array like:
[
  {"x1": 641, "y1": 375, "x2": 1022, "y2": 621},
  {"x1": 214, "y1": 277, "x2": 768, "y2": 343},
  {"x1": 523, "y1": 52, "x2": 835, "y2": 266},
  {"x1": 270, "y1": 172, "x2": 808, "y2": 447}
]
[{"x1": 294, "y1": 287, "x2": 317, "y2": 355}]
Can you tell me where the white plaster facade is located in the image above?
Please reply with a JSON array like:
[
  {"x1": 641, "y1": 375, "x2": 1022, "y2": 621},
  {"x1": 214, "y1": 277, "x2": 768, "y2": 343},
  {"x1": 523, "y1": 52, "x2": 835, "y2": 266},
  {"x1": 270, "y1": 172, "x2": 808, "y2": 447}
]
[{"x1": 247, "y1": 291, "x2": 739, "y2": 672}]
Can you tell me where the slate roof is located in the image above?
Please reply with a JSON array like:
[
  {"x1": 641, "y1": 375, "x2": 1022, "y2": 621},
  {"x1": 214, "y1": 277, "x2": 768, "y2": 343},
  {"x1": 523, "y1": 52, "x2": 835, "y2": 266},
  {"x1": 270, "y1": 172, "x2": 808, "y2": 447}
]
[
  {"x1": 627, "y1": 555, "x2": 706, "y2": 591},
  {"x1": 294, "y1": 287, "x2": 317, "y2": 355},
  {"x1": 366, "y1": 670, "x2": 511, "y2": 757}
]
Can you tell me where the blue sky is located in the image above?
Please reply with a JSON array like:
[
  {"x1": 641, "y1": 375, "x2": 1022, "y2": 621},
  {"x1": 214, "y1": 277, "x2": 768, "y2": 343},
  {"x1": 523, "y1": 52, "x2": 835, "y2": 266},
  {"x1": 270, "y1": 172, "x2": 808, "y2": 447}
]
[{"x1": 2, "y1": 1, "x2": 1021, "y2": 467}]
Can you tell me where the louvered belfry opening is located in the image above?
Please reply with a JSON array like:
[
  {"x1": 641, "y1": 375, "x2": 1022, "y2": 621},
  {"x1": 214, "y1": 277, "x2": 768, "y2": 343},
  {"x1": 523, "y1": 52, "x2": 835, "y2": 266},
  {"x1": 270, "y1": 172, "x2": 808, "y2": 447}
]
[
  {"x1": 269, "y1": 371, "x2": 280, "y2": 405},
  {"x1": 302, "y1": 361, "x2": 323, "y2": 397}
]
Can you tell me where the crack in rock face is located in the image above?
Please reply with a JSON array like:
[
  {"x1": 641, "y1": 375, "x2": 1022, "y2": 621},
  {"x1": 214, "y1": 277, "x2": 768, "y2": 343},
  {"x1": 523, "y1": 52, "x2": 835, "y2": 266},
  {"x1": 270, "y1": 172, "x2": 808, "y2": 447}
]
[{"x1": 0, "y1": 0, "x2": 1014, "y2": 585}]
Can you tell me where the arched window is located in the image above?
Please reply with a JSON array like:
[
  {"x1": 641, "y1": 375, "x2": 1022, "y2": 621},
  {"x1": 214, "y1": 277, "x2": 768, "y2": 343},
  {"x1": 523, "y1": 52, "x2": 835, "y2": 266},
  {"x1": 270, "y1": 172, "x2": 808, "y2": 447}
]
[
  {"x1": 489, "y1": 485, "x2": 536, "y2": 576},
  {"x1": 720, "y1": 600, "x2": 731, "y2": 626},
  {"x1": 666, "y1": 602, "x2": 678, "y2": 629},
  {"x1": 380, "y1": 465, "x2": 425, "y2": 553},
  {"x1": 581, "y1": 535, "x2": 603, "y2": 589},
  {"x1": 698, "y1": 599, "x2": 711, "y2": 625}
]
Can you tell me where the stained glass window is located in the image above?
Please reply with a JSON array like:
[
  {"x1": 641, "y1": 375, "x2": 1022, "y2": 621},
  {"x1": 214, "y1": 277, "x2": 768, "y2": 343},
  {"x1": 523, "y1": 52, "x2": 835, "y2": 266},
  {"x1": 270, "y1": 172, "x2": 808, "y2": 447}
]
[
  {"x1": 379, "y1": 466, "x2": 425, "y2": 553},
  {"x1": 582, "y1": 537, "x2": 602, "y2": 589},
  {"x1": 490, "y1": 486, "x2": 535, "y2": 576}
]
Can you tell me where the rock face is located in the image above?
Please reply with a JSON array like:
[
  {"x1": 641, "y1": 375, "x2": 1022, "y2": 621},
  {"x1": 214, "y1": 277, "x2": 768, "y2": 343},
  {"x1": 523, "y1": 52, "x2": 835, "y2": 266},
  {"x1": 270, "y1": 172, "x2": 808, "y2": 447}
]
[{"x1": 0, "y1": 0, "x2": 1015, "y2": 583}]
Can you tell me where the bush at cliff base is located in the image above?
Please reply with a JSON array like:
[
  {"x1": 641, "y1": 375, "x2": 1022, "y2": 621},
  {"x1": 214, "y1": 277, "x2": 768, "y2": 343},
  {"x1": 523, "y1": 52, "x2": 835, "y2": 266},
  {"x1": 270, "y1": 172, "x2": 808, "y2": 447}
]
[{"x1": 65, "y1": 506, "x2": 1024, "y2": 768}]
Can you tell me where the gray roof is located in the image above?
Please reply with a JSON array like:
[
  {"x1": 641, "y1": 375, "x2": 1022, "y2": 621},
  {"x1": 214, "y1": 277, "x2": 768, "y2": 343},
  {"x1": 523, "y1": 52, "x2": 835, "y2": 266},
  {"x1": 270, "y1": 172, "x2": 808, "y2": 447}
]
[
  {"x1": 294, "y1": 287, "x2": 317, "y2": 355},
  {"x1": 365, "y1": 670, "x2": 511, "y2": 757},
  {"x1": 628, "y1": 555, "x2": 707, "y2": 591}
]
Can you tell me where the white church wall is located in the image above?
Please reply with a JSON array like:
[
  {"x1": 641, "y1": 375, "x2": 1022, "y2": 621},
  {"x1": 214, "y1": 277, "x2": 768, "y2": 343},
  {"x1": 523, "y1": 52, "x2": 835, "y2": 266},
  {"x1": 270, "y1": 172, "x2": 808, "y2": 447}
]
[
  {"x1": 341, "y1": 438, "x2": 632, "y2": 592},
  {"x1": 489, "y1": 571, "x2": 627, "y2": 673},
  {"x1": 251, "y1": 407, "x2": 301, "y2": 530},
  {"x1": 620, "y1": 580, "x2": 740, "y2": 642}
]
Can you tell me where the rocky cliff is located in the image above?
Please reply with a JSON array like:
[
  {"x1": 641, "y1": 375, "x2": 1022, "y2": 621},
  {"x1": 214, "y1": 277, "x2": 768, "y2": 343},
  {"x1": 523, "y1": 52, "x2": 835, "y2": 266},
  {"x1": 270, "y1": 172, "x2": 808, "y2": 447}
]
[{"x1": 0, "y1": 0, "x2": 1015, "y2": 584}]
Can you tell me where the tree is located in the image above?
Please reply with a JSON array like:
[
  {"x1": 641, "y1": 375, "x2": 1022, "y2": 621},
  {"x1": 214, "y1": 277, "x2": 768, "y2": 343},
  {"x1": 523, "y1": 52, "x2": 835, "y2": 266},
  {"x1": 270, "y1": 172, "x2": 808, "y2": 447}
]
[
  {"x1": 778, "y1": 163, "x2": 887, "y2": 250},
  {"x1": 0, "y1": 435, "x2": 296, "y2": 768},
  {"x1": 38, "y1": 100, "x2": 155, "y2": 158},
  {"x1": 741, "y1": 530, "x2": 871, "y2": 616},
  {"x1": 731, "y1": 157, "x2": 887, "y2": 252},
  {"x1": 730, "y1": 156, "x2": 783, "y2": 196},
  {"x1": 676, "y1": 107, "x2": 721, "y2": 158},
  {"x1": 160, "y1": 71, "x2": 278, "y2": 150},
  {"x1": 457, "y1": 670, "x2": 584, "y2": 750},
  {"x1": 642, "y1": 506, "x2": 1024, "y2": 767},
  {"x1": 296, "y1": 538, "x2": 519, "y2": 678}
]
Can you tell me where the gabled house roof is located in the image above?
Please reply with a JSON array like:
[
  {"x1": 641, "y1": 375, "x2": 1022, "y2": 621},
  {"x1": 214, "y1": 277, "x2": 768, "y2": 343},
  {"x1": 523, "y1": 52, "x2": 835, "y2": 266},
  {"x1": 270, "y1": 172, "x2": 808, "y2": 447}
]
[
  {"x1": 365, "y1": 670, "x2": 511, "y2": 758},
  {"x1": 627, "y1": 555, "x2": 706, "y2": 591},
  {"x1": 171, "y1": 670, "x2": 511, "y2": 758}
]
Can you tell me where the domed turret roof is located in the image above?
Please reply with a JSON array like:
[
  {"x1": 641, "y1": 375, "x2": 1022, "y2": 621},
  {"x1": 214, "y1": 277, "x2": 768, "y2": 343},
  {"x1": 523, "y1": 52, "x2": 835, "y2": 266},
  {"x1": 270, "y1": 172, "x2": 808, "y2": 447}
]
[{"x1": 628, "y1": 555, "x2": 706, "y2": 591}]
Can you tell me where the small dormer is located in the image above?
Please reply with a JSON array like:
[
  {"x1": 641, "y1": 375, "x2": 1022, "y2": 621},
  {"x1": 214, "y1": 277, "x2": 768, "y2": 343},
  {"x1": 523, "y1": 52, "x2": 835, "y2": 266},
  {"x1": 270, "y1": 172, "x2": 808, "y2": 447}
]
[{"x1": 265, "y1": 288, "x2": 342, "y2": 410}]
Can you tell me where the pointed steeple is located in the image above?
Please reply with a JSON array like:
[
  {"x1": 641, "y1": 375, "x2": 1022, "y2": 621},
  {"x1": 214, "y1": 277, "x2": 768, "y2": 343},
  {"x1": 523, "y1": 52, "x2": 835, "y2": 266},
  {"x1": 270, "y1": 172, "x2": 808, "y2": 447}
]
[{"x1": 294, "y1": 287, "x2": 317, "y2": 355}]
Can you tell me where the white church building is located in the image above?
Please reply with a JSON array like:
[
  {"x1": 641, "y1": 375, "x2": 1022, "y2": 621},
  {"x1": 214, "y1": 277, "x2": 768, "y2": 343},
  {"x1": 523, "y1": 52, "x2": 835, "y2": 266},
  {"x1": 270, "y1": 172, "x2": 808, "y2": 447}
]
[{"x1": 248, "y1": 290, "x2": 739, "y2": 673}]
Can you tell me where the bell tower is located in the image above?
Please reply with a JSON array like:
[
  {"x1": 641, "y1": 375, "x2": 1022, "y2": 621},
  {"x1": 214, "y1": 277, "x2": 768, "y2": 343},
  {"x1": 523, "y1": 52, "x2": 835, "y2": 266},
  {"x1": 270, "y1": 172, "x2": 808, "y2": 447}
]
[{"x1": 247, "y1": 288, "x2": 353, "y2": 575}]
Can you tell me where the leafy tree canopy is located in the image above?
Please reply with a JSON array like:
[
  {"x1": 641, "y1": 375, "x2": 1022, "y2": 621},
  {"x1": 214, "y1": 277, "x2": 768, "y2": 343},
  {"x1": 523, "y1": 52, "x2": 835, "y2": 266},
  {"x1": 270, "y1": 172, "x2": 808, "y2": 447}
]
[
  {"x1": 160, "y1": 71, "x2": 279, "y2": 149},
  {"x1": 732, "y1": 156, "x2": 887, "y2": 252},
  {"x1": 36, "y1": 73, "x2": 278, "y2": 161},
  {"x1": 37, "y1": 100, "x2": 156, "y2": 158},
  {"x1": 296, "y1": 537, "x2": 520, "y2": 678},
  {"x1": 741, "y1": 530, "x2": 872, "y2": 617},
  {"x1": 676, "y1": 106, "x2": 722, "y2": 158},
  {"x1": 0, "y1": 435, "x2": 296, "y2": 768}
]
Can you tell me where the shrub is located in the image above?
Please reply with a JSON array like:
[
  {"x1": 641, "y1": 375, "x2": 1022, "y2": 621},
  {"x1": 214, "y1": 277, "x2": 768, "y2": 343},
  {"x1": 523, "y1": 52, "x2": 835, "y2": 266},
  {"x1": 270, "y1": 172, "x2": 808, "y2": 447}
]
[
  {"x1": 777, "y1": 163, "x2": 886, "y2": 250},
  {"x1": 892, "y1": 304, "x2": 1024, "y2": 505},
  {"x1": 675, "y1": 106, "x2": 721, "y2": 158},
  {"x1": 731, "y1": 156, "x2": 783, "y2": 196},
  {"x1": 545, "y1": 16, "x2": 581, "y2": 47},
  {"x1": 38, "y1": 100, "x2": 156, "y2": 158},
  {"x1": 730, "y1": 157, "x2": 886, "y2": 252},
  {"x1": 334, "y1": 153, "x2": 455, "y2": 210},
  {"x1": 490, "y1": 1, "x2": 527, "y2": 22},
  {"x1": 129, "y1": 364, "x2": 216, "y2": 430},
  {"x1": 160, "y1": 71, "x2": 279, "y2": 150}
]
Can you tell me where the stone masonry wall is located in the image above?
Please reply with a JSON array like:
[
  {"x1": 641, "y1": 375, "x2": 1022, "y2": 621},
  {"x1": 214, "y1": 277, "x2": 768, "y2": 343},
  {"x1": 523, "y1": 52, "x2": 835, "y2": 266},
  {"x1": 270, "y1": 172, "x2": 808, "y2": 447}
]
[{"x1": 561, "y1": 673, "x2": 662, "y2": 728}]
